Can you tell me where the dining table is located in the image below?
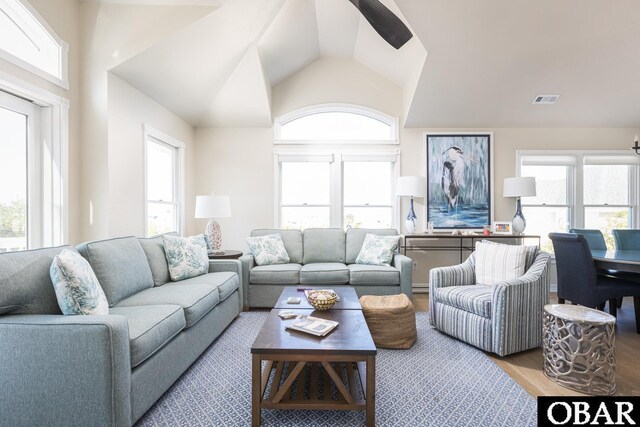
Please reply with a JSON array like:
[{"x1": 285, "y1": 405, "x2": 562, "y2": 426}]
[{"x1": 591, "y1": 250, "x2": 640, "y2": 274}]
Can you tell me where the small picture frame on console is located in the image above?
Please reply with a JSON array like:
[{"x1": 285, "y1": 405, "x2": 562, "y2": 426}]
[{"x1": 493, "y1": 221, "x2": 512, "y2": 235}]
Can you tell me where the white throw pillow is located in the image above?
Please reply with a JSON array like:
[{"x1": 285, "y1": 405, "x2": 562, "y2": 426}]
[
  {"x1": 50, "y1": 248, "x2": 109, "y2": 315},
  {"x1": 355, "y1": 233, "x2": 400, "y2": 266},
  {"x1": 163, "y1": 234, "x2": 209, "y2": 281},
  {"x1": 246, "y1": 234, "x2": 291, "y2": 266},
  {"x1": 475, "y1": 241, "x2": 527, "y2": 286}
]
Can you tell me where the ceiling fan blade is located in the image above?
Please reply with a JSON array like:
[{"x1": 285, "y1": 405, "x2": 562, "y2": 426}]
[{"x1": 348, "y1": 0, "x2": 413, "y2": 49}]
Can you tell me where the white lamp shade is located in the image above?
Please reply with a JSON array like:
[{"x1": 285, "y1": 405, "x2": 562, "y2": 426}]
[
  {"x1": 396, "y1": 176, "x2": 427, "y2": 198},
  {"x1": 194, "y1": 195, "x2": 232, "y2": 218},
  {"x1": 503, "y1": 177, "x2": 536, "y2": 198}
]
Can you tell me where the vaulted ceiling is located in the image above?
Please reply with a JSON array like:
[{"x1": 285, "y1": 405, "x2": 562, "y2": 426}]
[{"x1": 109, "y1": 0, "x2": 640, "y2": 128}]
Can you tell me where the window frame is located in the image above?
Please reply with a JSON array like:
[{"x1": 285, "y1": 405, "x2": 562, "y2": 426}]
[
  {"x1": 143, "y1": 124, "x2": 185, "y2": 237},
  {"x1": 273, "y1": 104, "x2": 399, "y2": 145},
  {"x1": 274, "y1": 150, "x2": 401, "y2": 229},
  {"x1": 517, "y1": 149, "x2": 639, "y2": 238},
  {"x1": 0, "y1": 0, "x2": 69, "y2": 89},
  {"x1": 0, "y1": 69, "x2": 69, "y2": 248}
]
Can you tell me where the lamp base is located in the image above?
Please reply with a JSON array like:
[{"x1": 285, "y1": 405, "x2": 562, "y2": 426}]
[
  {"x1": 512, "y1": 198, "x2": 526, "y2": 235},
  {"x1": 405, "y1": 197, "x2": 417, "y2": 234},
  {"x1": 205, "y1": 219, "x2": 222, "y2": 251}
]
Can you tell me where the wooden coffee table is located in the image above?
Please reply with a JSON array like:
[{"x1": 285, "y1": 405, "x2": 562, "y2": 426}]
[
  {"x1": 251, "y1": 307, "x2": 376, "y2": 426},
  {"x1": 273, "y1": 286, "x2": 362, "y2": 310}
]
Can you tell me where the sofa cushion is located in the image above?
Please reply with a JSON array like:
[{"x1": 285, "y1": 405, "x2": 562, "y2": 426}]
[
  {"x1": 303, "y1": 228, "x2": 345, "y2": 264},
  {"x1": 110, "y1": 304, "x2": 185, "y2": 368},
  {"x1": 346, "y1": 228, "x2": 398, "y2": 264},
  {"x1": 475, "y1": 241, "x2": 526, "y2": 286},
  {"x1": 138, "y1": 233, "x2": 177, "y2": 286},
  {"x1": 174, "y1": 272, "x2": 239, "y2": 302},
  {"x1": 348, "y1": 264, "x2": 400, "y2": 285},
  {"x1": 250, "y1": 229, "x2": 303, "y2": 264},
  {"x1": 246, "y1": 234, "x2": 290, "y2": 266},
  {"x1": 50, "y1": 248, "x2": 109, "y2": 315},
  {"x1": 115, "y1": 283, "x2": 220, "y2": 328},
  {"x1": 250, "y1": 264, "x2": 301, "y2": 285},
  {"x1": 0, "y1": 245, "x2": 71, "y2": 315},
  {"x1": 300, "y1": 263, "x2": 349, "y2": 285},
  {"x1": 163, "y1": 234, "x2": 209, "y2": 281},
  {"x1": 76, "y1": 237, "x2": 154, "y2": 306},
  {"x1": 355, "y1": 234, "x2": 400, "y2": 266},
  {"x1": 434, "y1": 285, "x2": 493, "y2": 318}
]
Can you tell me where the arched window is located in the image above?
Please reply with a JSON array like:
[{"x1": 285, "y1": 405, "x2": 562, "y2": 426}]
[
  {"x1": 275, "y1": 104, "x2": 398, "y2": 144},
  {"x1": 274, "y1": 105, "x2": 400, "y2": 230},
  {"x1": 0, "y1": 0, "x2": 68, "y2": 88}
]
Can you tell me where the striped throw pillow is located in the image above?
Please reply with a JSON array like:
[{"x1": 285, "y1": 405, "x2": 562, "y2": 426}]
[{"x1": 475, "y1": 241, "x2": 527, "y2": 286}]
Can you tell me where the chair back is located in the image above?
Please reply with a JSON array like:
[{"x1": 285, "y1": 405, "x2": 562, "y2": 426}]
[
  {"x1": 613, "y1": 229, "x2": 640, "y2": 250},
  {"x1": 569, "y1": 228, "x2": 607, "y2": 251},
  {"x1": 548, "y1": 232, "x2": 598, "y2": 306}
]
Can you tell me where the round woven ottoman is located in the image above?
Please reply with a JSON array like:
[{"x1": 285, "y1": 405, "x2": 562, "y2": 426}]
[
  {"x1": 359, "y1": 294, "x2": 417, "y2": 349},
  {"x1": 543, "y1": 304, "x2": 616, "y2": 395}
]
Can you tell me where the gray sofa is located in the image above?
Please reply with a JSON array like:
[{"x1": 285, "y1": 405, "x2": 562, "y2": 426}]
[
  {"x1": 240, "y1": 228, "x2": 412, "y2": 308},
  {"x1": 0, "y1": 235, "x2": 242, "y2": 427}
]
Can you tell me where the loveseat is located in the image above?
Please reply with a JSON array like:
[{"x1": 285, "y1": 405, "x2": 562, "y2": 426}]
[
  {"x1": 0, "y1": 235, "x2": 242, "y2": 427},
  {"x1": 240, "y1": 228, "x2": 412, "y2": 308}
]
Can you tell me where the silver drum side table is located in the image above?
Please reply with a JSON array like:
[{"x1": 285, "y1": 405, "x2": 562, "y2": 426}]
[{"x1": 543, "y1": 304, "x2": 616, "y2": 395}]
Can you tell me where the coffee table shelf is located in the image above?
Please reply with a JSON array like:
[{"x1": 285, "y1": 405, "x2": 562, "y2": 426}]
[{"x1": 251, "y1": 304, "x2": 376, "y2": 426}]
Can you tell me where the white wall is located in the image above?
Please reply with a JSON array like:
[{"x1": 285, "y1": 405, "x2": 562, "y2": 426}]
[{"x1": 107, "y1": 73, "x2": 196, "y2": 237}]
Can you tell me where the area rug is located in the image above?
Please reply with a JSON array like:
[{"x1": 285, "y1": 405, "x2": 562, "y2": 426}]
[{"x1": 136, "y1": 311, "x2": 536, "y2": 426}]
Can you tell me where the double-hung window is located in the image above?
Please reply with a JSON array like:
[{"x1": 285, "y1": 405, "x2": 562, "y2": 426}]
[
  {"x1": 144, "y1": 126, "x2": 184, "y2": 236},
  {"x1": 518, "y1": 151, "x2": 639, "y2": 251},
  {"x1": 274, "y1": 105, "x2": 399, "y2": 230}
]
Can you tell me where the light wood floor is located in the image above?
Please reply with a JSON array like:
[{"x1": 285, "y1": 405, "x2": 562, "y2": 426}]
[{"x1": 412, "y1": 293, "x2": 640, "y2": 396}]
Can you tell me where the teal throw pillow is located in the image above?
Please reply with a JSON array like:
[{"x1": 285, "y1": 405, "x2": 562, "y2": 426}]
[
  {"x1": 355, "y1": 233, "x2": 400, "y2": 266},
  {"x1": 163, "y1": 234, "x2": 209, "y2": 281},
  {"x1": 50, "y1": 248, "x2": 109, "y2": 315},
  {"x1": 246, "y1": 234, "x2": 291, "y2": 266}
]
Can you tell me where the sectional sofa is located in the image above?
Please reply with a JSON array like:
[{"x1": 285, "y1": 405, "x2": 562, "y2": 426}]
[
  {"x1": 0, "y1": 235, "x2": 242, "y2": 427},
  {"x1": 240, "y1": 228, "x2": 412, "y2": 308}
]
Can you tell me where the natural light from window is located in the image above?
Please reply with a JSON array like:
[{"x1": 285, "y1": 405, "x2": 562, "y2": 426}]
[
  {"x1": 0, "y1": 107, "x2": 27, "y2": 252},
  {"x1": 281, "y1": 162, "x2": 331, "y2": 229},
  {"x1": 344, "y1": 162, "x2": 393, "y2": 228},
  {"x1": 146, "y1": 139, "x2": 177, "y2": 236},
  {"x1": 0, "y1": 0, "x2": 63, "y2": 81}
]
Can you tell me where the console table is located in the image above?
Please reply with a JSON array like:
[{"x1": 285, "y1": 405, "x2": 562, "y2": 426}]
[{"x1": 403, "y1": 234, "x2": 541, "y2": 262}]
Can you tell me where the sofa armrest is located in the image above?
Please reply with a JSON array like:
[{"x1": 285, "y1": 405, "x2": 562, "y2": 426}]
[
  {"x1": 208, "y1": 259, "x2": 244, "y2": 312},
  {"x1": 392, "y1": 254, "x2": 413, "y2": 299},
  {"x1": 491, "y1": 252, "x2": 550, "y2": 356},
  {"x1": 239, "y1": 254, "x2": 255, "y2": 309},
  {"x1": 0, "y1": 314, "x2": 131, "y2": 427}
]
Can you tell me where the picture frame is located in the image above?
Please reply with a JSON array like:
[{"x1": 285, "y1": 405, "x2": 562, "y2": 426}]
[
  {"x1": 425, "y1": 133, "x2": 493, "y2": 230},
  {"x1": 493, "y1": 221, "x2": 513, "y2": 235}
]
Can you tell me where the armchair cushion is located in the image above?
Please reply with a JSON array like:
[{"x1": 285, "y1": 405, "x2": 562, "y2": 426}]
[
  {"x1": 475, "y1": 241, "x2": 526, "y2": 286},
  {"x1": 433, "y1": 285, "x2": 493, "y2": 318}
]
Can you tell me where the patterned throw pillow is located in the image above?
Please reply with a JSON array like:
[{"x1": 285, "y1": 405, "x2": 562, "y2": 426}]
[
  {"x1": 50, "y1": 248, "x2": 109, "y2": 315},
  {"x1": 246, "y1": 234, "x2": 291, "y2": 266},
  {"x1": 475, "y1": 241, "x2": 527, "y2": 286},
  {"x1": 355, "y1": 233, "x2": 400, "y2": 266},
  {"x1": 163, "y1": 234, "x2": 209, "y2": 281}
]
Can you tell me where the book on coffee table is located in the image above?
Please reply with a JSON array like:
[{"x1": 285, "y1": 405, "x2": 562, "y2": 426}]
[{"x1": 285, "y1": 315, "x2": 339, "y2": 337}]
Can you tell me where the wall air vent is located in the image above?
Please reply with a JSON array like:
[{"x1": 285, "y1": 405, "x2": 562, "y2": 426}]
[{"x1": 532, "y1": 95, "x2": 560, "y2": 104}]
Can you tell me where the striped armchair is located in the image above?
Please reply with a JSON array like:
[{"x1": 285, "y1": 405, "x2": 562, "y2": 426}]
[{"x1": 429, "y1": 250, "x2": 550, "y2": 356}]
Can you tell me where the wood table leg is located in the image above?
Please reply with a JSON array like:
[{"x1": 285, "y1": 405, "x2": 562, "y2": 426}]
[
  {"x1": 252, "y1": 354, "x2": 262, "y2": 427},
  {"x1": 366, "y1": 355, "x2": 375, "y2": 427}
]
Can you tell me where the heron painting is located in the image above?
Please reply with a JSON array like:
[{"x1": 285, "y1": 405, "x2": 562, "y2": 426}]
[{"x1": 426, "y1": 134, "x2": 492, "y2": 229}]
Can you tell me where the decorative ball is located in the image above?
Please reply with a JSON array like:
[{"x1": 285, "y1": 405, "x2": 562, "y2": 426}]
[{"x1": 306, "y1": 290, "x2": 338, "y2": 311}]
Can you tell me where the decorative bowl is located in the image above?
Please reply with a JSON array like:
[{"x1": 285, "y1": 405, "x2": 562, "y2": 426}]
[{"x1": 306, "y1": 290, "x2": 338, "y2": 311}]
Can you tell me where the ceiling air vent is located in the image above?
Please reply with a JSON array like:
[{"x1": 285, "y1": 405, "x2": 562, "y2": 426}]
[{"x1": 532, "y1": 95, "x2": 560, "y2": 104}]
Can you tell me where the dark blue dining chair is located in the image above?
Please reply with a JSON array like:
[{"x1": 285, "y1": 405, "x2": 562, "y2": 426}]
[
  {"x1": 569, "y1": 228, "x2": 607, "y2": 250},
  {"x1": 549, "y1": 232, "x2": 640, "y2": 333},
  {"x1": 613, "y1": 229, "x2": 640, "y2": 250}
]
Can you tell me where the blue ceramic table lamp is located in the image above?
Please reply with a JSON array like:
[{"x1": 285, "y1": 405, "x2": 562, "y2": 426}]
[{"x1": 503, "y1": 177, "x2": 536, "y2": 235}]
